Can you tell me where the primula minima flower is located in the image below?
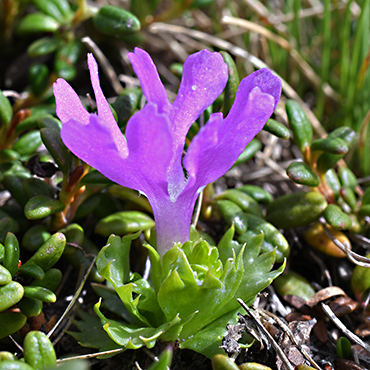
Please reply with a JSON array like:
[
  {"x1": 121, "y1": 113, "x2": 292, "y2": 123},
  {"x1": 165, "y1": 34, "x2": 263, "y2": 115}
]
[{"x1": 53, "y1": 48, "x2": 282, "y2": 256}]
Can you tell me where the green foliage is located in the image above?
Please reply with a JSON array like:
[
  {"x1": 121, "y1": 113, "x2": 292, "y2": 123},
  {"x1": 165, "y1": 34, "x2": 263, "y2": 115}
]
[{"x1": 90, "y1": 230, "x2": 284, "y2": 358}]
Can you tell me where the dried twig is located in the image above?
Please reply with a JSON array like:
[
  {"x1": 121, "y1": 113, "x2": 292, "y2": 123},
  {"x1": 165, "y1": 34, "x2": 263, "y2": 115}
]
[
  {"x1": 49, "y1": 256, "x2": 96, "y2": 341},
  {"x1": 322, "y1": 303, "x2": 370, "y2": 353},
  {"x1": 256, "y1": 308, "x2": 322, "y2": 370},
  {"x1": 237, "y1": 298, "x2": 295, "y2": 370}
]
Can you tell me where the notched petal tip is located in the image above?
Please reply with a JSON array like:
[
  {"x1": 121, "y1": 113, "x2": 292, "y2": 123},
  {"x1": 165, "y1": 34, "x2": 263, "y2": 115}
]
[
  {"x1": 127, "y1": 48, "x2": 170, "y2": 114},
  {"x1": 246, "y1": 68, "x2": 282, "y2": 106}
]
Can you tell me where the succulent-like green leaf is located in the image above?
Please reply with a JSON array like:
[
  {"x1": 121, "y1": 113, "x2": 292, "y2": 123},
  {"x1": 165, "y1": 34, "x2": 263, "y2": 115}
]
[
  {"x1": 286, "y1": 161, "x2": 320, "y2": 187},
  {"x1": 95, "y1": 211, "x2": 155, "y2": 237},
  {"x1": 267, "y1": 191, "x2": 327, "y2": 229},
  {"x1": 215, "y1": 190, "x2": 263, "y2": 217},
  {"x1": 93, "y1": 6, "x2": 140, "y2": 36},
  {"x1": 263, "y1": 118, "x2": 290, "y2": 140},
  {"x1": 286, "y1": 100, "x2": 312, "y2": 154},
  {"x1": 324, "y1": 204, "x2": 352, "y2": 230},
  {"x1": 24, "y1": 195, "x2": 65, "y2": 220},
  {"x1": 17, "y1": 13, "x2": 60, "y2": 35}
]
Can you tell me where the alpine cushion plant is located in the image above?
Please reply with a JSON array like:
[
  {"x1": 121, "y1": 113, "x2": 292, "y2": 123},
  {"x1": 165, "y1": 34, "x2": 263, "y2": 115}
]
[{"x1": 53, "y1": 48, "x2": 282, "y2": 256}]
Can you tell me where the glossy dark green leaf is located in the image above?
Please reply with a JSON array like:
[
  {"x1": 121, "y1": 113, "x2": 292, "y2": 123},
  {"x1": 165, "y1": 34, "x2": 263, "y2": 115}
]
[
  {"x1": 33, "y1": 0, "x2": 64, "y2": 21},
  {"x1": 233, "y1": 138, "x2": 261, "y2": 166},
  {"x1": 13, "y1": 130, "x2": 42, "y2": 155},
  {"x1": 266, "y1": 191, "x2": 327, "y2": 229},
  {"x1": 23, "y1": 178, "x2": 54, "y2": 199},
  {"x1": 23, "y1": 331, "x2": 57, "y2": 369},
  {"x1": 286, "y1": 161, "x2": 320, "y2": 186},
  {"x1": 263, "y1": 118, "x2": 290, "y2": 140},
  {"x1": 317, "y1": 128, "x2": 356, "y2": 173},
  {"x1": 49, "y1": 0, "x2": 73, "y2": 19},
  {"x1": 310, "y1": 137, "x2": 348, "y2": 154},
  {"x1": 340, "y1": 186, "x2": 357, "y2": 211},
  {"x1": 54, "y1": 59, "x2": 76, "y2": 80},
  {"x1": 17, "y1": 297, "x2": 43, "y2": 317},
  {"x1": 28, "y1": 64, "x2": 49, "y2": 96},
  {"x1": 56, "y1": 39, "x2": 81, "y2": 65},
  {"x1": 3, "y1": 173, "x2": 30, "y2": 207},
  {"x1": 22, "y1": 224, "x2": 51, "y2": 252},
  {"x1": 40, "y1": 127, "x2": 71, "y2": 174},
  {"x1": 73, "y1": 193, "x2": 101, "y2": 220},
  {"x1": 325, "y1": 169, "x2": 341, "y2": 199},
  {"x1": 17, "y1": 13, "x2": 60, "y2": 35},
  {"x1": 338, "y1": 167, "x2": 358, "y2": 190},
  {"x1": 93, "y1": 6, "x2": 141, "y2": 36},
  {"x1": 28, "y1": 37, "x2": 61, "y2": 57},
  {"x1": 220, "y1": 51, "x2": 239, "y2": 116},
  {"x1": 112, "y1": 89, "x2": 141, "y2": 127},
  {"x1": 237, "y1": 215, "x2": 290, "y2": 263},
  {"x1": 4, "y1": 232, "x2": 19, "y2": 278},
  {"x1": 14, "y1": 113, "x2": 51, "y2": 135},
  {"x1": 0, "y1": 214, "x2": 19, "y2": 245},
  {"x1": 80, "y1": 170, "x2": 112, "y2": 185},
  {"x1": 24, "y1": 195, "x2": 65, "y2": 220},
  {"x1": 0, "y1": 312, "x2": 27, "y2": 339},
  {"x1": 238, "y1": 185, "x2": 273, "y2": 204},
  {"x1": 30, "y1": 268, "x2": 62, "y2": 291},
  {"x1": 324, "y1": 204, "x2": 352, "y2": 230},
  {"x1": 0, "y1": 265, "x2": 12, "y2": 286},
  {"x1": 359, "y1": 204, "x2": 370, "y2": 217},
  {"x1": 0, "y1": 90, "x2": 12, "y2": 127},
  {"x1": 216, "y1": 199, "x2": 248, "y2": 235},
  {"x1": 215, "y1": 189, "x2": 263, "y2": 217},
  {"x1": 285, "y1": 100, "x2": 312, "y2": 154},
  {"x1": 273, "y1": 271, "x2": 315, "y2": 301},
  {"x1": 95, "y1": 211, "x2": 155, "y2": 237},
  {"x1": 22, "y1": 232, "x2": 66, "y2": 272},
  {"x1": 0, "y1": 149, "x2": 19, "y2": 162},
  {"x1": 38, "y1": 116, "x2": 61, "y2": 132},
  {"x1": 0, "y1": 281, "x2": 24, "y2": 311},
  {"x1": 18, "y1": 263, "x2": 45, "y2": 280},
  {"x1": 23, "y1": 286, "x2": 56, "y2": 302}
]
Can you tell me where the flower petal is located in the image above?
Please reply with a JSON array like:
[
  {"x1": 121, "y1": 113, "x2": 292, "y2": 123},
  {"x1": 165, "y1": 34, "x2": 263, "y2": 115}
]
[
  {"x1": 170, "y1": 49, "x2": 228, "y2": 150},
  {"x1": 87, "y1": 54, "x2": 128, "y2": 155},
  {"x1": 183, "y1": 69, "x2": 281, "y2": 191},
  {"x1": 125, "y1": 103, "x2": 174, "y2": 198},
  {"x1": 127, "y1": 48, "x2": 170, "y2": 114},
  {"x1": 61, "y1": 114, "x2": 135, "y2": 188},
  {"x1": 53, "y1": 78, "x2": 90, "y2": 125},
  {"x1": 224, "y1": 68, "x2": 281, "y2": 128},
  {"x1": 87, "y1": 53, "x2": 119, "y2": 129}
]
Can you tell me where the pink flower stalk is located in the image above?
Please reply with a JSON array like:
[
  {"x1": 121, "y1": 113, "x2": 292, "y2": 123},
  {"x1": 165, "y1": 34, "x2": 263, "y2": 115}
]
[{"x1": 53, "y1": 48, "x2": 282, "y2": 256}]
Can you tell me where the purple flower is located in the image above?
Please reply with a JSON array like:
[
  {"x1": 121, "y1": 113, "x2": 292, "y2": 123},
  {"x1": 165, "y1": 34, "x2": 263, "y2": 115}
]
[{"x1": 53, "y1": 48, "x2": 282, "y2": 256}]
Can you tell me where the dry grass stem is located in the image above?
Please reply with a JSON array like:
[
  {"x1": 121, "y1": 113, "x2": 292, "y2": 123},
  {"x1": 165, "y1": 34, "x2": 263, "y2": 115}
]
[
  {"x1": 221, "y1": 15, "x2": 339, "y2": 102},
  {"x1": 81, "y1": 36, "x2": 123, "y2": 95},
  {"x1": 148, "y1": 22, "x2": 326, "y2": 137},
  {"x1": 322, "y1": 302, "x2": 370, "y2": 353}
]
